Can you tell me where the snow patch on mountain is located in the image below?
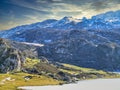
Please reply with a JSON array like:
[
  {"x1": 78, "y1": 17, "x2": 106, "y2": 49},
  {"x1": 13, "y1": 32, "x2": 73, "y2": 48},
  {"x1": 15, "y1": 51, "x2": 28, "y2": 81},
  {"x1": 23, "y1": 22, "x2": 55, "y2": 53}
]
[
  {"x1": 0, "y1": 10, "x2": 120, "y2": 40},
  {"x1": 21, "y1": 42, "x2": 44, "y2": 47}
]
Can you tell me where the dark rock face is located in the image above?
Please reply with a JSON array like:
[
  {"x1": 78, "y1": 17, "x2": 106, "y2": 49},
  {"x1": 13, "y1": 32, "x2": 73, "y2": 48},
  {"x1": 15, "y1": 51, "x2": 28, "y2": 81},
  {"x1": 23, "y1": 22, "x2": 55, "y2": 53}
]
[
  {"x1": 1, "y1": 28, "x2": 120, "y2": 72},
  {"x1": 38, "y1": 42, "x2": 120, "y2": 71},
  {"x1": 0, "y1": 38, "x2": 38, "y2": 73},
  {"x1": 36, "y1": 30, "x2": 120, "y2": 71}
]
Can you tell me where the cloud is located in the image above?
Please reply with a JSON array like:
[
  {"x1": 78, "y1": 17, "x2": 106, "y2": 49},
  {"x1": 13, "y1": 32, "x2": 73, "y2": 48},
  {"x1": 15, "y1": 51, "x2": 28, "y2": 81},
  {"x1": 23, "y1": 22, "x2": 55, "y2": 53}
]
[
  {"x1": 0, "y1": 0, "x2": 120, "y2": 30},
  {"x1": 89, "y1": 0, "x2": 120, "y2": 11},
  {"x1": 9, "y1": 0, "x2": 52, "y2": 12},
  {"x1": 36, "y1": 0, "x2": 63, "y2": 3},
  {"x1": 8, "y1": 0, "x2": 120, "y2": 16},
  {"x1": 90, "y1": 1, "x2": 109, "y2": 10}
]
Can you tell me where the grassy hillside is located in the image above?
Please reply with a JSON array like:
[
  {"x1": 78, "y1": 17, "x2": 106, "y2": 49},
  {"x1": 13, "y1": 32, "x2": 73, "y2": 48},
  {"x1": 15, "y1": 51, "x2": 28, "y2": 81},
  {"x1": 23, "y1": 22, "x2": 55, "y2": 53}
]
[
  {"x1": 0, "y1": 58, "x2": 120, "y2": 90},
  {"x1": 0, "y1": 72, "x2": 61, "y2": 90},
  {"x1": 60, "y1": 64, "x2": 120, "y2": 80}
]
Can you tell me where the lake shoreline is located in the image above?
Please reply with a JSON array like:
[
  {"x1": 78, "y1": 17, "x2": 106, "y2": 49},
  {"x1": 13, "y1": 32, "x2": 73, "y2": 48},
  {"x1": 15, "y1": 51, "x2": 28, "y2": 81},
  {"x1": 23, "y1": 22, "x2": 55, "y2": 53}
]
[{"x1": 18, "y1": 78, "x2": 120, "y2": 90}]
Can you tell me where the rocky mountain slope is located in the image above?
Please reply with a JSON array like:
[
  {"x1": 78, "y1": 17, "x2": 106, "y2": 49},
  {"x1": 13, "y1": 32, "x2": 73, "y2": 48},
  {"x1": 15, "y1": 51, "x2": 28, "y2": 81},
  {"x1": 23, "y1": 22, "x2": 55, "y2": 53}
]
[
  {"x1": 1, "y1": 38, "x2": 116, "y2": 85},
  {"x1": 0, "y1": 10, "x2": 120, "y2": 71},
  {"x1": 33, "y1": 30, "x2": 120, "y2": 71},
  {"x1": 0, "y1": 38, "x2": 38, "y2": 73},
  {"x1": 0, "y1": 10, "x2": 120, "y2": 41}
]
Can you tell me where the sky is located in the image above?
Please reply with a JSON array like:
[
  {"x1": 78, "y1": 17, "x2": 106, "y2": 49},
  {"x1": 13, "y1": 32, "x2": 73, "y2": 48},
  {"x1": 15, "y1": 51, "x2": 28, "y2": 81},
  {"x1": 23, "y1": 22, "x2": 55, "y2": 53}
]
[{"x1": 0, "y1": 0, "x2": 120, "y2": 30}]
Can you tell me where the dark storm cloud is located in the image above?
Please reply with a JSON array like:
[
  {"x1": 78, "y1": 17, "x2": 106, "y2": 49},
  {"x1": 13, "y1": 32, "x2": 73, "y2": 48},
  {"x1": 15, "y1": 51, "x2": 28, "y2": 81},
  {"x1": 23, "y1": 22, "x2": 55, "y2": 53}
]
[
  {"x1": 90, "y1": 1, "x2": 109, "y2": 11},
  {"x1": 58, "y1": 0, "x2": 120, "y2": 11}
]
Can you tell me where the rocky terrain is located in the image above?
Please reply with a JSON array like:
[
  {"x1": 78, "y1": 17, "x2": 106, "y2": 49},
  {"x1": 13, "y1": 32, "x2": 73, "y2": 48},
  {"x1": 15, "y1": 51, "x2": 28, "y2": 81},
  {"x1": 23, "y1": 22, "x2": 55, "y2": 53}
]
[
  {"x1": 35, "y1": 30, "x2": 120, "y2": 71},
  {"x1": 0, "y1": 38, "x2": 40, "y2": 73},
  {"x1": 1, "y1": 38, "x2": 116, "y2": 85},
  {"x1": 0, "y1": 10, "x2": 120, "y2": 72}
]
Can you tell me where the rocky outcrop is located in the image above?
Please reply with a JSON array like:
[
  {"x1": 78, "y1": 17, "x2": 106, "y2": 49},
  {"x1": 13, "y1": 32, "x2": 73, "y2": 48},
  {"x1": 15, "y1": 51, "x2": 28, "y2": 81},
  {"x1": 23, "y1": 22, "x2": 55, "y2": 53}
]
[{"x1": 0, "y1": 38, "x2": 38, "y2": 73}]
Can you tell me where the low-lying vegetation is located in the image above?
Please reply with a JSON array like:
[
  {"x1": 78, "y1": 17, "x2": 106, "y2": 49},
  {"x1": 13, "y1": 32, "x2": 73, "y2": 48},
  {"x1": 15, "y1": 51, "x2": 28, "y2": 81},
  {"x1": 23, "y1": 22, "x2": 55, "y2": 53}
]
[
  {"x1": 0, "y1": 58, "x2": 120, "y2": 90},
  {"x1": 0, "y1": 72, "x2": 61, "y2": 90},
  {"x1": 60, "y1": 64, "x2": 120, "y2": 80}
]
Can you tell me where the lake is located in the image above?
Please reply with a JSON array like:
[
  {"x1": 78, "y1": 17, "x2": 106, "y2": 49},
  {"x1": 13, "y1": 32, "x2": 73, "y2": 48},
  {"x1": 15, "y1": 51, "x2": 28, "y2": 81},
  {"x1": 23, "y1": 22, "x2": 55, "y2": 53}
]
[{"x1": 19, "y1": 79, "x2": 120, "y2": 90}]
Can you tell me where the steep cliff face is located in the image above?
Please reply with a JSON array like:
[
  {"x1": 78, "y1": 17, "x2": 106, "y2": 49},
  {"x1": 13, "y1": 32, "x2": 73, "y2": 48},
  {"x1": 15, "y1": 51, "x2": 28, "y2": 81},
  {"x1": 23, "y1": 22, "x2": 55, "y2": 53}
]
[
  {"x1": 0, "y1": 39, "x2": 22, "y2": 72},
  {"x1": 0, "y1": 38, "x2": 38, "y2": 73}
]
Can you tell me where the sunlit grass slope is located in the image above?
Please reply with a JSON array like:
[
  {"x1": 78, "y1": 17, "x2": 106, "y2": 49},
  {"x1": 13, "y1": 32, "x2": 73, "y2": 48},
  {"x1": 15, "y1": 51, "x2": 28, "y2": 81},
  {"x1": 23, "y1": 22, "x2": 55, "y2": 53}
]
[{"x1": 0, "y1": 72, "x2": 61, "y2": 90}]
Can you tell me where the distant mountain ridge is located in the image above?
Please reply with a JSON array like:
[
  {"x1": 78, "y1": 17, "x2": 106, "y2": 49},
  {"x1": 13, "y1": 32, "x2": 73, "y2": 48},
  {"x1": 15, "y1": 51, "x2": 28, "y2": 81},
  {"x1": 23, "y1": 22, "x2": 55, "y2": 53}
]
[
  {"x1": 0, "y1": 10, "x2": 120, "y2": 39},
  {"x1": 0, "y1": 10, "x2": 120, "y2": 71}
]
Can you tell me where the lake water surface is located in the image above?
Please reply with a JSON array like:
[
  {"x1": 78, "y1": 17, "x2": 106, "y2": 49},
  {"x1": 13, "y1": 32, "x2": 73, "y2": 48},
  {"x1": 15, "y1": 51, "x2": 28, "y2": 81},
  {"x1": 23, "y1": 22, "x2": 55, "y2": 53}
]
[{"x1": 19, "y1": 79, "x2": 120, "y2": 90}]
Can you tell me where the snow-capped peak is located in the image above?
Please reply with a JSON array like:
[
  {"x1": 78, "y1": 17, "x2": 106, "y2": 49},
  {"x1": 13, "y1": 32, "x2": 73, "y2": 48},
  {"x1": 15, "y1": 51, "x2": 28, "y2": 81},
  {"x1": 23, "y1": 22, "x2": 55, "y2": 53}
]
[
  {"x1": 0, "y1": 10, "x2": 120, "y2": 40},
  {"x1": 61, "y1": 16, "x2": 81, "y2": 23}
]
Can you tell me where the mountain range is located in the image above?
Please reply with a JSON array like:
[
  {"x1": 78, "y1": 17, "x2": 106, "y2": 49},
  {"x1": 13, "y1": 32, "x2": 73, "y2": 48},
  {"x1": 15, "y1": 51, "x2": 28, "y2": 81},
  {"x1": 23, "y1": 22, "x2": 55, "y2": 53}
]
[{"x1": 0, "y1": 10, "x2": 120, "y2": 71}]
